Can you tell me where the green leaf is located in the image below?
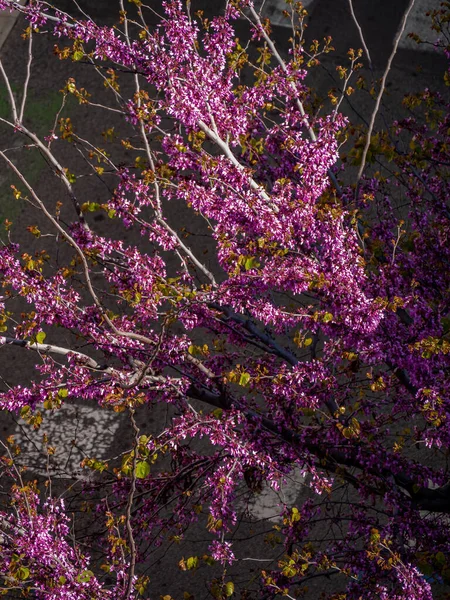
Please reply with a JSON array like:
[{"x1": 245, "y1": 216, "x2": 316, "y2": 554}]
[
  {"x1": 323, "y1": 312, "x2": 333, "y2": 323},
  {"x1": 238, "y1": 372, "x2": 251, "y2": 387},
  {"x1": 76, "y1": 570, "x2": 94, "y2": 583},
  {"x1": 81, "y1": 201, "x2": 100, "y2": 213},
  {"x1": 135, "y1": 461, "x2": 150, "y2": 479},
  {"x1": 58, "y1": 388, "x2": 68, "y2": 399},
  {"x1": 291, "y1": 507, "x2": 300, "y2": 522},
  {"x1": 244, "y1": 256, "x2": 260, "y2": 270},
  {"x1": 186, "y1": 556, "x2": 199, "y2": 570},
  {"x1": 36, "y1": 331, "x2": 46, "y2": 344},
  {"x1": 282, "y1": 565, "x2": 297, "y2": 578},
  {"x1": 20, "y1": 406, "x2": 31, "y2": 418},
  {"x1": 224, "y1": 581, "x2": 235, "y2": 597},
  {"x1": 16, "y1": 566, "x2": 30, "y2": 581},
  {"x1": 72, "y1": 50, "x2": 84, "y2": 61}
]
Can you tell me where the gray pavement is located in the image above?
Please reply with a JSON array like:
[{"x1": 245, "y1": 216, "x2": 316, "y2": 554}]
[{"x1": 0, "y1": 0, "x2": 24, "y2": 52}]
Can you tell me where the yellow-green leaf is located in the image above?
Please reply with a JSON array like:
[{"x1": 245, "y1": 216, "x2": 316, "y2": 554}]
[
  {"x1": 291, "y1": 507, "x2": 300, "y2": 522},
  {"x1": 239, "y1": 372, "x2": 251, "y2": 387},
  {"x1": 224, "y1": 581, "x2": 235, "y2": 597},
  {"x1": 186, "y1": 556, "x2": 199, "y2": 570},
  {"x1": 135, "y1": 461, "x2": 150, "y2": 479},
  {"x1": 244, "y1": 256, "x2": 259, "y2": 270},
  {"x1": 76, "y1": 570, "x2": 94, "y2": 583},
  {"x1": 16, "y1": 566, "x2": 30, "y2": 581},
  {"x1": 20, "y1": 406, "x2": 31, "y2": 418},
  {"x1": 36, "y1": 331, "x2": 46, "y2": 344}
]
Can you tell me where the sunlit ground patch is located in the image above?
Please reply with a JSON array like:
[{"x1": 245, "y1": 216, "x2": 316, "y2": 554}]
[{"x1": 12, "y1": 402, "x2": 122, "y2": 479}]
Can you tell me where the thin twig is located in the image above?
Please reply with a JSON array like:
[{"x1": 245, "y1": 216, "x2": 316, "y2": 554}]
[
  {"x1": 347, "y1": 0, "x2": 372, "y2": 69},
  {"x1": 0, "y1": 335, "x2": 172, "y2": 395},
  {"x1": 19, "y1": 29, "x2": 33, "y2": 122},
  {"x1": 16, "y1": 124, "x2": 89, "y2": 229},
  {"x1": 123, "y1": 409, "x2": 139, "y2": 600},
  {"x1": 0, "y1": 58, "x2": 18, "y2": 123},
  {"x1": 355, "y1": 0, "x2": 416, "y2": 189}
]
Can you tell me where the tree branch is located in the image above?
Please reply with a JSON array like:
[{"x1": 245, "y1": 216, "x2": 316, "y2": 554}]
[{"x1": 355, "y1": 0, "x2": 416, "y2": 188}]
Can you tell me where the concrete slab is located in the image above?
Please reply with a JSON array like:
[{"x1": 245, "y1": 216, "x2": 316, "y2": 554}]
[
  {"x1": 12, "y1": 402, "x2": 123, "y2": 478},
  {"x1": 261, "y1": 0, "x2": 446, "y2": 56},
  {"x1": 0, "y1": 0, "x2": 26, "y2": 53},
  {"x1": 252, "y1": 0, "x2": 315, "y2": 27},
  {"x1": 400, "y1": 0, "x2": 446, "y2": 52},
  {"x1": 0, "y1": 16, "x2": 18, "y2": 52}
]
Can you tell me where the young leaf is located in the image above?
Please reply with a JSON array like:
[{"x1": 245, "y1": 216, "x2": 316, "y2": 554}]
[
  {"x1": 224, "y1": 581, "x2": 235, "y2": 597},
  {"x1": 36, "y1": 331, "x2": 46, "y2": 344},
  {"x1": 239, "y1": 372, "x2": 251, "y2": 387},
  {"x1": 135, "y1": 461, "x2": 150, "y2": 479}
]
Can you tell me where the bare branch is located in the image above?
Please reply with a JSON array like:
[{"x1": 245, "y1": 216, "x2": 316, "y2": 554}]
[
  {"x1": 123, "y1": 409, "x2": 139, "y2": 600},
  {"x1": 19, "y1": 29, "x2": 33, "y2": 123},
  {"x1": 347, "y1": 0, "x2": 373, "y2": 69},
  {"x1": 197, "y1": 119, "x2": 279, "y2": 211},
  {"x1": 355, "y1": 0, "x2": 416, "y2": 188},
  {"x1": 0, "y1": 58, "x2": 18, "y2": 123},
  {"x1": 16, "y1": 124, "x2": 89, "y2": 229},
  {"x1": 0, "y1": 336, "x2": 108, "y2": 371}
]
